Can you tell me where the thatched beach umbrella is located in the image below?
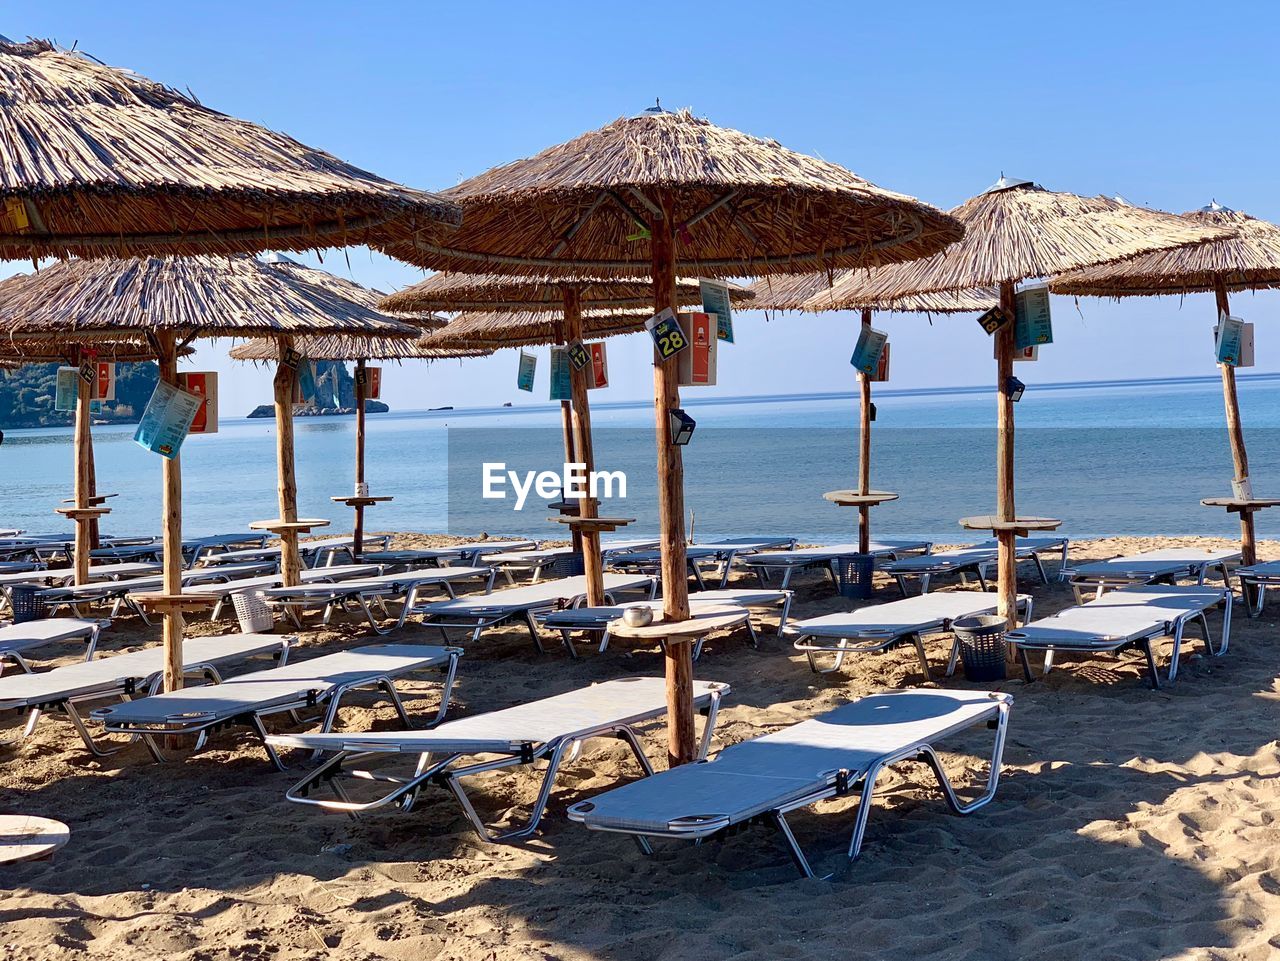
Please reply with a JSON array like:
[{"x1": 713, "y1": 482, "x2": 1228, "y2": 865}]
[
  {"x1": 382, "y1": 105, "x2": 964, "y2": 764},
  {"x1": 0, "y1": 255, "x2": 419, "y2": 635},
  {"x1": 0, "y1": 36, "x2": 458, "y2": 693},
  {"x1": 808, "y1": 177, "x2": 1232, "y2": 631},
  {"x1": 1052, "y1": 202, "x2": 1280, "y2": 565},
  {"x1": 751, "y1": 274, "x2": 995, "y2": 551},
  {"x1": 385, "y1": 273, "x2": 752, "y2": 605},
  {"x1": 231, "y1": 268, "x2": 485, "y2": 556}
]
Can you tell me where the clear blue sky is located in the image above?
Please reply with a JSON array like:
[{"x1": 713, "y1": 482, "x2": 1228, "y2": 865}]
[{"x1": 18, "y1": 1, "x2": 1280, "y2": 413}]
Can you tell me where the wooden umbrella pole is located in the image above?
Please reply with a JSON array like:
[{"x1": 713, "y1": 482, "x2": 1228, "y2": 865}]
[
  {"x1": 563, "y1": 286, "x2": 605, "y2": 606},
  {"x1": 995, "y1": 281, "x2": 1018, "y2": 633},
  {"x1": 353, "y1": 357, "x2": 368, "y2": 559},
  {"x1": 554, "y1": 317, "x2": 583, "y2": 556},
  {"x1": 273, "y1": 339, "x2": 303, "y2": 586},
  {"x1": 157, "y1": 332, "x2": 185, "y2": 693},
  {"x1": 71, "y1": 348, "x2": 93, "y2": 585},
  {"x1": 857, "y1": 308, "x2": 873, "y2": 554},
  {"x1": 651, "y1": 206, "x2": 694, "y2": 767},
  {"x1": 1214, "y1": 279, "x2": 1255, "y2": 564},
  {"x1": 86, "y1": 426, "x2": 100, "y2": 551}
]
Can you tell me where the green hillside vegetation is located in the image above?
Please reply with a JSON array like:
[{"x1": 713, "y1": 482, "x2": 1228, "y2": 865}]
[{"x1": 0, "y1": 362, "x2": 160, "y2": 429}]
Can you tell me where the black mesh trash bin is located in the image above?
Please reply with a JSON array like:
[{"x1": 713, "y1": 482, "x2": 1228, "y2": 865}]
[
  {"x1": 952, "y1": 614, "x2": 1007, "y2": 681},
  {"x1": 835, "y1": 554, "x2": 875, "y2": 599},
  {"x1": 10, "y1": 584, "x2": 48, "y2": 623},
  {"x1": 547, "y1": 552, "x2": 586, "y2": 577}
]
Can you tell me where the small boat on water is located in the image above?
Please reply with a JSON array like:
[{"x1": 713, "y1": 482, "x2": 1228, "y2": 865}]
[{"x1": 430, "y1": 406, "x2": 454, "y2": 411}]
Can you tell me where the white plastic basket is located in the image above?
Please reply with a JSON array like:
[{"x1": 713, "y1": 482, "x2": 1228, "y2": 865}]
[{"x1": 231, "y1": 589, "x2": 274, "y2": 634}]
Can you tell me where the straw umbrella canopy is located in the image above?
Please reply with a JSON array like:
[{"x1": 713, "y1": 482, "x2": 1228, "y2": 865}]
[
  {"x1": 231, "y1": 273, "x2": 485, "y2": 554},
  {"x1": 389, "y1": 273, "x2": 753, "y2": 601},
  {"x1": 1052, "y1": 201, "x2": 1280, "y2": 564},
  {"x1": 0, "y1": 255, "x2": 419, "y2": 602},
  {"x1": 751, "y1": 275, "x2": 996, "y2": 551},
  {"x1": 0, "y1": 36, "x2": 459, "y2": 694},
  {"x1": 382, "y1": 105, "x2": 964, "y2": 765},
  {"x1": 804, "y1": 177, "x2": 1234, "y2": 633}
]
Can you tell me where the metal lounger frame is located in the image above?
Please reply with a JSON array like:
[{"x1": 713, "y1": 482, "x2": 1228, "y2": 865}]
[
  {"x1": 4, "y1": 639, "x2": 293, "y2": 756},
  {"x1": 0, "y1": 619, "x2": 106, "y2": 675},
  {"x1": 571, "y1": 692, "x2": 1011, "y2": 879},
  {"x1": 1008, "y1": 588, "x2": 1231, "y2": 688},
  {"x1": 92, "y1": 648, "x2": 461, "y2": 770},
  {"x1": 266, "y1": 569, "x2": 497, "y2": 635},
  {"x1": 282, "y1": 683, "x2": 725, "y2": 843},
  {"x1": 742, "y1": 542, "x2": 933, "y2": 590},
  {"x1": 891, "y1": 541, "x2": 1067, "y2": 597},
  {"x1": 1064, "y1": 558, "x2": 1235, "y2": 605},
  {"x1": 791, "y1": 596, "x2": 1033, "y2": 679}
]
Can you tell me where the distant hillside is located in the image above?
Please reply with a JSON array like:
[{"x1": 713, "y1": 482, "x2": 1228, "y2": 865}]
[
  {"x1": 245, "y1": 360, "x2": 389, "y2": 417},
  {"x1": 0, "y1": 362, "x2": 160, "y2": 429}
]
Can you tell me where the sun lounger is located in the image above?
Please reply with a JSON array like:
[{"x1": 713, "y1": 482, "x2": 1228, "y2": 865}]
[
  {"x1": 359, "y1": 548, "x2": 466, "y2": 570},
  {"x1": 787, "y1": 591, "x2": 1032, "y2": 678},
  {"x1": 0, "y1": 632, "x2": 291, "y2": 754},
  {"x1": 1233, "y1": 560, "x2": 1280, "y2": 617},
  {"x1": 300, "y1": 534, "x2": 394, "y2": 566},
  {"x1": 566, "y1": 688, "x2": 1012, "y2": 878},
  {"x1": 738, "y1": 540, "x2": 934, "y2": 589},
  {"x1": 272, "y1": 676, "x2": 730, "y2": 841},
  {"x1": 0, "y1": 618, "x2": 108, "y2": 674},
  {"x1": 609, "y1": 538, "x2": 799, "y2": 589},
  {"x1": 183, "y1": 532, "x2": 271, "y2": 565},
  {"x1": 453, "y1": 539, "x2": 539, "y2": 566},
  {"x1": 538, "y1": 587, "x2": 793, "y2": 657},
  {"x1": 884, "y1": 537, "x2": 1068, "y2": 595},
  {"x1": 485, "y1": 539, "x2": 661, "y2": 585},
  {"x1": 413, "y1": 573, "x2": 658, "y2": 649},
  {"x1": 88, "y1": 543, "x2": 164, "y2": 563},
  {"x1": 1063, "y1": 547, "x2": 1239, "y2": 603},
  {"x1": 1006, "y1": 584, "x2": 1232, "y2": 686},
  {"x1": 90, "y1": 643, "x2": 461, "y2": 769},
  {"x1": 185, "y1": 563, "x2": 383, "y2": 619},
  {"x1": 261, "y1": 567, "x2": 496, "y2": 633},
  {"x1": 38, "y1": 561, "x2": 280, "y2": 620}
]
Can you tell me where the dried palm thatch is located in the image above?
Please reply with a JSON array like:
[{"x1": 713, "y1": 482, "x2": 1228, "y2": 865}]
[
  {"x1": 0, "y1": 255, "x2": 422, "y2": 342},
  {"x1": 381, "y1": 107, "x2": 963, "y2": 278},
  {"x1": 0, "y1": 37, "x2": 459, "y2": 260},
  {"x1": 229, "y1": 331, "x2": 484, "y2": 363},
  {"x1": 0, "y1": 336, "x2": 191, "y2": 364},
  {"x1": 750, "y1": 271, "x2": 996, "y2": 313},
  {"x1": 1051, "y1": 204, "x2": 1280, "y2": 297},
  {"x1": 380, "y1": 272, "x2": 754, "y2": 313},
  {"x1": 811, "y1": 179, "x2": 1236, "y2": 305},
  {"x1": 421, "y1": 307, "x2": 650, "y2": 351}
]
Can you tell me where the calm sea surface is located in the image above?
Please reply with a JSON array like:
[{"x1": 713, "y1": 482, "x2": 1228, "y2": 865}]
[{"x1": 5, "y1": 373, "x2": 1280, "y2": 543}]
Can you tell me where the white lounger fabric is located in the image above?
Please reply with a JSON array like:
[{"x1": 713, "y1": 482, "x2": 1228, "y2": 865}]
[
  {"x1": 568, "y1": 689, "x2": 1012, "y2": 877},
  {"x1": 786, "y1": 591, "x2": 1031, "y2": 677},
  {"x1": 1064, "y1": 548, "x2": 1238, "y2": 601},
  {"x1": 92, "y1": 643, "x2": 461, "y2": 767},
  {"x1": 738, "y1": 541, "x2": 932, "y2": 588},
  {"x1": 1006, "y1": 584, "x2": 1231, "y2": 686},
  {"x1": 272, "y1": 676, "x2": 730, "y2": 842},
  {"x1": 0, "y1": 617, "x2": 107, "y2": 671}
]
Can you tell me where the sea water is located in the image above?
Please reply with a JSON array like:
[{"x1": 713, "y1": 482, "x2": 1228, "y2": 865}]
[{"x1": 3, "y1": 374, "x2": 1280, "y2": 543}]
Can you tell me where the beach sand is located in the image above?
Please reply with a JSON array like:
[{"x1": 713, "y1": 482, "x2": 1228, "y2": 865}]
[{"x1": 2, "y1": 533, "x2": 1279, "y2": 960}]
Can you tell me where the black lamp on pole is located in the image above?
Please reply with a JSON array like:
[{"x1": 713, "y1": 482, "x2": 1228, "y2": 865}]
[{"x1": 668, "y1": 408, "x2": 696, "y2": 446}]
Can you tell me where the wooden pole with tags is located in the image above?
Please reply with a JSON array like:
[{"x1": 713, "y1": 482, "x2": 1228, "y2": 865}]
[
  {"x1": 651, "y1": 204, "x2": 695, "y2": 766},
  {"x1": 353, "y1": 357, "x2": 368, "y2": 559},
  {"x1": 857, "y1": 308, "x2": 873, "y2": 555},
  {"x1": 995, "y1": 281, "x2": 1018, "y2": 637},
  {"x1": 273, "y1": 339, "x2": 303, "y2": 586},
  {"x1": 562, "y1": 286, "x2": 606, "y2": 606},
  {"x1": 157, "y1": 332, "x2": 185, "y2": 693},
  {"x1": 71, "y1": 350, "x2": 93, "y2": 585},
  {"x1": 553, "y1": 317, "x2": 583, "y2": 556},
  {"x1": 1214, "y1": 278, "x2": 1255, "y2": 564}
]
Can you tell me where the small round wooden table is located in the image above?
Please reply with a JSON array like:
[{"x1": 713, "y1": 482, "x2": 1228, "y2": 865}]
[
  {"x1": 825, "y1": 490, "x2": 898, "y2": 554},
  {"x1": 0, "y1": 815, "x2": 69, "y2": 864},
  {"x1": 606, "y1": 604, "x2": 750, "y2": 652},
  {"x1": 54, "y1": 506, "x2": 113, "y2": 582},
  {"x1": 249, "y1": 518, "x2": 331, "y2": 535},
  {"x1": 250, "y1": 518, "x2": 329, "y2": 585},
  {"x1": 1201, "y1": 497, "x2": 1280, "y2": 566},
  {"x1": 550, "y1": 516, "x2": 635, "y2": 535},
  {"x1": 959, "y1": 515, "x2": 1062, "y2": 538},
  {"x1": 550, "y1": 516, "x2": 636, "y2": 607},
  {"x1": 131, "y1": 592, "x2": 219, "y2": 616},
  {"x1": 331, "y1": 496, "x2": 392, "y2": 559}
]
